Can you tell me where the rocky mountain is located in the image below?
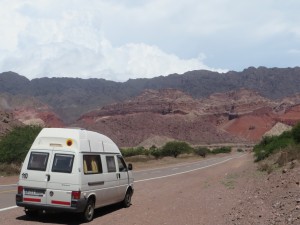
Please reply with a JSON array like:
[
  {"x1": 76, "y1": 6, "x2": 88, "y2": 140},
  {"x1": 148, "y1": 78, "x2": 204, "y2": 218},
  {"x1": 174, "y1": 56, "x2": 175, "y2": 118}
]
[
  {"x1": 2, "y1": 67, "x2": 300, "y2": 123},
  {"x1": 2, "y1": 67, "x2": 300, "y2": 146},
  {"x1": 74, "y1": 89, "x2": 242, "y2": 147},
  {"x1": 75, "y1": 88, "x2": 300, "y2": 147},
  {"x1": 0, "y1": 93, "x2": 64, "y2": 128}
]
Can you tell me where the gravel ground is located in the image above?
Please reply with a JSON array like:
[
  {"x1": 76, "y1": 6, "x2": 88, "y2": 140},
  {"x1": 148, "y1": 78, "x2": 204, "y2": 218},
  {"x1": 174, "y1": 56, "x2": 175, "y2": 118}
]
[{"x1": 226, "y1": 160, "x2": 300, "y2": 225}]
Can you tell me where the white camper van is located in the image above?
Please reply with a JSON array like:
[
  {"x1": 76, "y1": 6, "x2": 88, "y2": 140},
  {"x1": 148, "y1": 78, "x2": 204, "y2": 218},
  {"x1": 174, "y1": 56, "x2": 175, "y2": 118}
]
[{"x1": 16, "y1": 128, "x2": 134, "y2": 222}]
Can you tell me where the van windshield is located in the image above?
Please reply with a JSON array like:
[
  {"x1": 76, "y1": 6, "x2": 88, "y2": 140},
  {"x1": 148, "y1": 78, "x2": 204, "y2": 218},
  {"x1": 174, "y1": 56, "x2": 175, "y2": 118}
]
[
  {"x1": 27, "y1": 152, "x2": 49, "y2": 171},
  {"x1": 52, "y1": 154, "x2": 74, "y2": 173}
]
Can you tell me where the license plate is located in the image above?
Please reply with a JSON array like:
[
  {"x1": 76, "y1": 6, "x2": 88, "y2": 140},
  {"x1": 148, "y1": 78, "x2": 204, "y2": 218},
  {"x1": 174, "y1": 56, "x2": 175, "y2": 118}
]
[{"x1": 25, "y1": 189, "x2": 45, "y2": 196}]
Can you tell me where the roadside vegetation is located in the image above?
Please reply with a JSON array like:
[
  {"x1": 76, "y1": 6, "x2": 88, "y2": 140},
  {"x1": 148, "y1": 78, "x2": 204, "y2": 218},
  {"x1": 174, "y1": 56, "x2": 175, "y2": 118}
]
[
  {"x1": 0, "y1": 125, "x2": 42, "y2": 175},
  {"x1": 254, "y1": 122, "x2": 300, "y2": 173},
  {"x1": 121, "y1": 142, "x2": 232, "y2": 160},
  {"x1": 0, "y1": 126, "x2": 233, "y2": 175}
]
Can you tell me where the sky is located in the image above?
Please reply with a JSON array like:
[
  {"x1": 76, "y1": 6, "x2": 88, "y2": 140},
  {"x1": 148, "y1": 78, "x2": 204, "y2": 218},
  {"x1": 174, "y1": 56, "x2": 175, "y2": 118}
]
[{"x1": 0, "y1": 0, "x2": 300, "y2": 81}]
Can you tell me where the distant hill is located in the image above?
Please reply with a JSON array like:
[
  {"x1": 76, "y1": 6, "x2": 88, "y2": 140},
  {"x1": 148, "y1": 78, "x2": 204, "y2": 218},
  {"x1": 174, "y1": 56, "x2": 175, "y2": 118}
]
[
  {"x1": 1, "y1": 67, "x2": 300, "y2": 123},
  {"x1": 0, "y1": 111, "x2": 22, "y2": 137}
]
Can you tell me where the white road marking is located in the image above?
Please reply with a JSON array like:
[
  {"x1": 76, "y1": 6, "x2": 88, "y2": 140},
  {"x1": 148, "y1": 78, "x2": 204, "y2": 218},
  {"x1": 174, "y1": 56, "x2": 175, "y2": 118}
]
[
  {"x1": 135, "y1": 154, "x2": 246, "y2": 183},
  {"x1": 0, "y1": 206, "x2": 18, "y2": 212}
]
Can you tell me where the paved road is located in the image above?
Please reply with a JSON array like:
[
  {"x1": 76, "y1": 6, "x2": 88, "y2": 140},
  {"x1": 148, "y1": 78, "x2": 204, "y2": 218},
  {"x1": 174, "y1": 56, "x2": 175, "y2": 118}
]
[
  {"x1": 133, "y1": 154, "x2": 242, "y2": 182},
  {"x1": 0, "y1": 153, "x2": 245, "y2": 212},
  {"x1": 0, "y1": 184, "x2": 17, "y2": 211}
]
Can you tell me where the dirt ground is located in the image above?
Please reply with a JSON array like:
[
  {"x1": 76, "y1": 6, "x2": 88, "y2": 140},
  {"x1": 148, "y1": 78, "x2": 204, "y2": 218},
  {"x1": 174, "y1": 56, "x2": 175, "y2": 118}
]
[
  {"x1": 226, "y1": 158, "x2": 300, "y2": 225},
  {"x1": 1, "y1": 152, "x2": 299, "y2": 225}
]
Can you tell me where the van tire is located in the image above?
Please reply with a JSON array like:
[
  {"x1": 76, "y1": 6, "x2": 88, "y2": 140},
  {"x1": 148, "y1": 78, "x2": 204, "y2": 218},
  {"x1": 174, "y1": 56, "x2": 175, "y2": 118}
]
[
  {"x1": 122, "y1": 189, "x2": 132, "y2": 208},
  {"x1": 81, "y1": 199, "x2": 95, "y2": 222},
  {"x1": 25, "y1": 208, "x2": 39, "y2": 218}
]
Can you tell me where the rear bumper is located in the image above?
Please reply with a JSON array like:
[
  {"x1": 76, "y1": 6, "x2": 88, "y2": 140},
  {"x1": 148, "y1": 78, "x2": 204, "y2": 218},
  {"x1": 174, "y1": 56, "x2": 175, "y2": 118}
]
[{"x1": 16, "y1": 194, "x2": 87, "y2": 213}]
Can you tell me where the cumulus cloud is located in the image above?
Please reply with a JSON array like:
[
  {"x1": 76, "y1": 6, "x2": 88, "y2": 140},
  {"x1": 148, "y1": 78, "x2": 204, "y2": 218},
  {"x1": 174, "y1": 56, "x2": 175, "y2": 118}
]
[
  {"x1": 0, "y1": 0, "x2": 300, "y2": 81},
  {"x1": 0, "y1": 0, "x2": 227, "y2": 81}
]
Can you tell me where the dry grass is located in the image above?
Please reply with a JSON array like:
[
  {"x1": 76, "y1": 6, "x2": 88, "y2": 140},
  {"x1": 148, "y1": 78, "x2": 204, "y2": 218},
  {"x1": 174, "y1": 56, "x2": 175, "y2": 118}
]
[
  {"x1": 257, "y1": 145, "x2": 300, "y2": 174},
  {"x1": 276, "y1": 146, "x2": 300, "y2": 166},
  {"x1": 257, "y1": 163, "x2": 274, "y2": 174},
  {"x1": 0, "y1": 163, "x2": 21, "y2": 176}
]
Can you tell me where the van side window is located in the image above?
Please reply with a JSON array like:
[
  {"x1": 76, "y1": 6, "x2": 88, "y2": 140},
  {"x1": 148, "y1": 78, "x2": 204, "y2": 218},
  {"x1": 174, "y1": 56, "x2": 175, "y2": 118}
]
[
  {"x1": 106, "y1": 156, "x2": 116, "y2": 173},
  {"x1": 52, "y1": 154, "x2": 74, "y2": 173},
  {"x1": 83, "y1": 155, "x2": 102, "y2": 174},
  {"x1": 27, "y1": 152, "x2": 49, "y2": 171},
  {"x1": 117, "y1": 155, "x2": 127, "y2": 172}
]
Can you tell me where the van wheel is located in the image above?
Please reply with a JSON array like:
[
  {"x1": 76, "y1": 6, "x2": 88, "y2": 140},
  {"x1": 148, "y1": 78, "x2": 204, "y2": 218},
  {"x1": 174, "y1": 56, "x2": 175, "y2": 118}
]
[
  {"x1": 122, "y1": 190, "x2": 132, "y2": 208},
  {"x1": 25, "y1": 208, "x2": 39, "y2": 218},
  {"x1": 81, "y1": 199, "x2": 95, "y2": 222}
]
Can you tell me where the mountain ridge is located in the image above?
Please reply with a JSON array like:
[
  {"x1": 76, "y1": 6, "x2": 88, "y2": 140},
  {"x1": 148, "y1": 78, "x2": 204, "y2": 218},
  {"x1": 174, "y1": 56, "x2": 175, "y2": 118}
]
[{"x1": 2, "y1": 67, "x2": 300, "y2": 122}]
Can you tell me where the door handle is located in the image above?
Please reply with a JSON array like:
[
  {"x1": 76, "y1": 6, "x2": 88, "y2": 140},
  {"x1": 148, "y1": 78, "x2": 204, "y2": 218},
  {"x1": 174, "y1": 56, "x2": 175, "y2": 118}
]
[{"x1": 46, "y1": 174, "x2": 50, "y2": 182}]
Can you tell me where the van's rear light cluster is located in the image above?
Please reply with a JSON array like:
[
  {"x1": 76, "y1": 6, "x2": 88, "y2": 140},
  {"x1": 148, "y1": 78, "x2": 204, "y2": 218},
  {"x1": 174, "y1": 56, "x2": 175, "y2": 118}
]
[
  {"x1": 71, "y1": 191, "x2": 81, "y2": 200},
  {"x1": 16, "y1": 186, "x2": 24, "y2": 202},
  {"x1": 17, "y1": 186, "x2": 23, "y2": 194},
  {"x1": 71, "y1": 191, "x2": 81, "y2": 208}
]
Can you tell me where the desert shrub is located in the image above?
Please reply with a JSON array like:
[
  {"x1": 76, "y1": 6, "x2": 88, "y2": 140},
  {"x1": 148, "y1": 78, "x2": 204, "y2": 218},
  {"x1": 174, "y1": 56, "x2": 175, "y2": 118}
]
[
  {"x1": 276, "y1": 146, "x2": 300, "y2": 166},
  {"x1": 292, "y1": 122, "x2": 300, "y2": 143},
  {"x1": 150, "y1": 148, "x2": 162, "y2": 159},
  {"x1": 147, "y1": 145, "x2": 157, "y2": 156},
  {"x1": 211, "y1": 146, "x2": 232, "y2": 154},
  {"x1": 194, "y1": 147, "x2": 210, "y2": 157},
  {"x1": 257, "y1": 163, "x2": 274, "y2": 174},
  {"x1": 253, "y1": 131, "x2": 294, "y2": 162},
  {"x1": 0, "y1": 125, "x2": 42, "y2": 164},
  {"x1": 161, "y1": 141, "x2": 193, "y2": 158},
  {"x1": 237, "y1": 148, "x2": 244, "y2": 152},
  {"x1": 120, "y1": 146, "x2": 147, "y2": 157}
]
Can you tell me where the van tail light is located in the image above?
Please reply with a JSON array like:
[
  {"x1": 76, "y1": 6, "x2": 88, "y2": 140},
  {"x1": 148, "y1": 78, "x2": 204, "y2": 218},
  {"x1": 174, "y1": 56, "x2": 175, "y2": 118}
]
[
  {"x1": 71, "y1": 191, "x2": 81, "y2": 200},
  {"x1": 17, "y1": 186, "x2": 23, "y2": 194},
  {"x1": 16, "y1": 186, "x2": 24, "y2": 202}
]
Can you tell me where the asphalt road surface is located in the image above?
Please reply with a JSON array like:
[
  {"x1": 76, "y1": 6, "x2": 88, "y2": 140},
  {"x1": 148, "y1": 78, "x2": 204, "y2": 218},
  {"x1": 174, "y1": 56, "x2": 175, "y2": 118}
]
[{"x1": 0, "y1": 153, "x2": 247, "y2": 224}]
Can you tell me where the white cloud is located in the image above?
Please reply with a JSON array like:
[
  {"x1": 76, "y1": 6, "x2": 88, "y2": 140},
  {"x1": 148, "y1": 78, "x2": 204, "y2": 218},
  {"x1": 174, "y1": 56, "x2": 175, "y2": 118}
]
[
  {"x1": 1, "y1": 37, "x2": 225, "y2": 81},
  {"x1": 0, "y1": 0, "x2": 300, "y2": 80},
  {"x1": 0, "y1": 0, "x2": 226, "y2": 81}
]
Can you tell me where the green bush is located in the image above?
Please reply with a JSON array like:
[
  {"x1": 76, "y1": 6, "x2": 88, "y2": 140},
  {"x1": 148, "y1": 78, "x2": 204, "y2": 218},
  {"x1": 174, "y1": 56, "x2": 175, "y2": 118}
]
[
  {"x1": 120, "y1": 146, "x2": 147, "y2": 157},
  {"x1": 194, "y1": 147, "x2": 210, "y2": 157},
  {"x1": 292, "y1": 122, "x2": 300, "y2": 143},
  {"x1": 253, "y1": 131, "x2": 294, "y2": 162},
  {"x1": 150, "y1": 148, "x2": 162, "y2": 159},
  {"x1": 211, "y1": 146, "x2": 232, "y2": 154},
  {"x1": 161, "y1": 141, "x2": 192, "y2": 158},
  {"x1": 0, "y1": 125, "x2": 42, "y2": 164}
]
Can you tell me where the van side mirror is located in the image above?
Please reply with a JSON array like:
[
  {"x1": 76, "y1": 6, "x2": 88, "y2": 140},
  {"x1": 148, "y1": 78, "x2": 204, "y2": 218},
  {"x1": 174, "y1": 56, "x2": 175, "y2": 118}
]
[{"x1": 128, "y1": 163, "x2": 133, "y2": 171}]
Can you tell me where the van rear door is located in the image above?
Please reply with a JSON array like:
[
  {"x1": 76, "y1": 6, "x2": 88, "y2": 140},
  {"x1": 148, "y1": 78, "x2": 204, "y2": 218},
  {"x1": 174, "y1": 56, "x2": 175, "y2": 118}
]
[
  {"x1": 46, "y1": 151, "x2": 79, "y2": 207},
  {"x1": 21, "y1": 151, "x2": 51, "y2": 205}
]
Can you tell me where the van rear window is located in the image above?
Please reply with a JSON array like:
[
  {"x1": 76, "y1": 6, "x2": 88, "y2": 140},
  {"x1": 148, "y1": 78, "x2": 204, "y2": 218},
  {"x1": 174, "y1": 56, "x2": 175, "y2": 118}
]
[
  {"x1": 27, "y1": 152, "x2": 49, "y2": 171},
  {"x1": 52, "y1": 154, "x2": 74, "y2": 173}
]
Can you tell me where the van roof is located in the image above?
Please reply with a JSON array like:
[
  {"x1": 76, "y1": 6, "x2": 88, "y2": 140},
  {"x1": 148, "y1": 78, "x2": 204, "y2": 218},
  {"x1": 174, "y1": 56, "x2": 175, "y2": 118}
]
[{"x1": 30, "y1": 128, "x2": 120, "y2": 153}]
